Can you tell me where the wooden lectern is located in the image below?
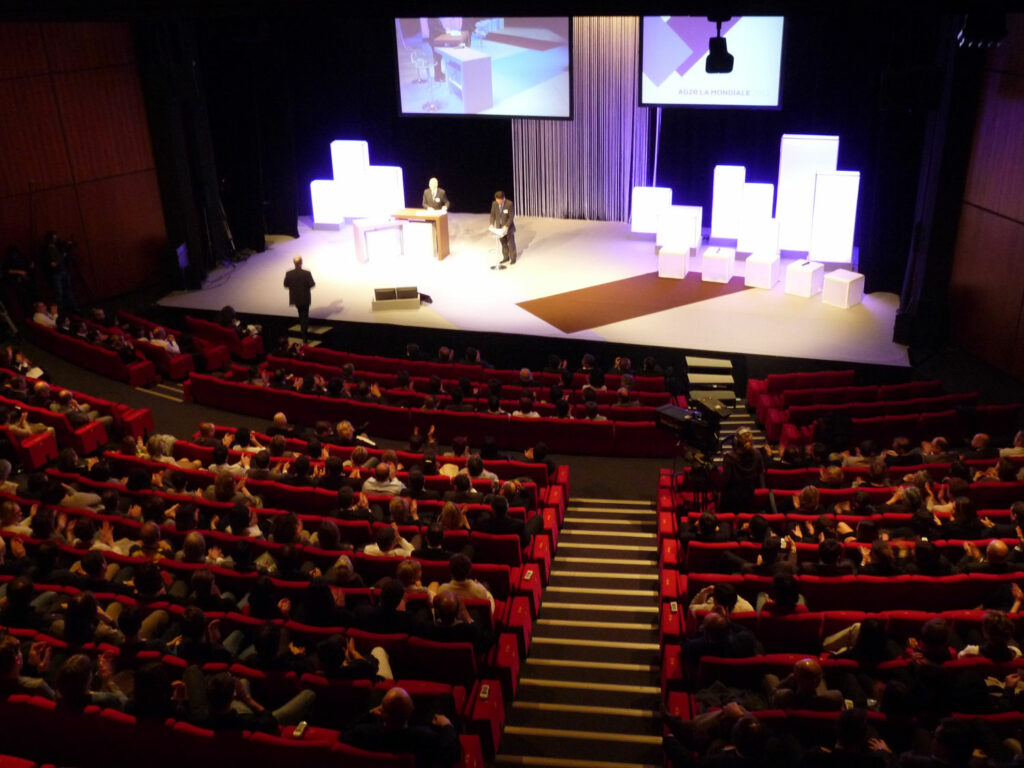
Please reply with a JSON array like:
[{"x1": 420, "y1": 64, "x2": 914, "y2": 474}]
[{"x1": 392, "y1": 209, "x2": 450, "y2": 259}]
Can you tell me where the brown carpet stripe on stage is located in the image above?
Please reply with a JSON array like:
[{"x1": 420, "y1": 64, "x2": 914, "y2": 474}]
[{"x1": 516, "y1": 271, "x2": 751, "y2": 334}]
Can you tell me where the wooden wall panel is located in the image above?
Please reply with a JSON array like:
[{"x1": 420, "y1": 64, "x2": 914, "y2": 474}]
[
  {"x1": 0, "y1": 76, "x2": 73, "y2": 197},
  {"x1": 54, "y1": 66, "x2": 155, "y2": 182},
  {"x1": 0, "y1": 24, "x2": 48, "y2": 80},
  {"x1": 76, "y1": 171, "x2": 166, "y2": 299},
  {"x1": 0, "y1": 195, "x2": 33, "y2": 257},
  {"x1": 962, "y1": 71, "x2": 1024, "y2": 223},
  {"x1": 949, "y1": 205, "x2": 1024, "y2": 372},
  {"x1": 41, "y1": 23, "x2": 135, "y2": 72}
]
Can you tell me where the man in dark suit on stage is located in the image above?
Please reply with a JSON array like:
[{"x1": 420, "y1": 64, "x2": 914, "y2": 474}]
[
  {"x1": 282, "y1": 255, "x2": 315, "y2": 343},
  {"x1": 422, "y1": 178, "x2": 449, "y2": 211},
  {"x1": 490, "y1": 190, "x2": 517, "y2": 267}
]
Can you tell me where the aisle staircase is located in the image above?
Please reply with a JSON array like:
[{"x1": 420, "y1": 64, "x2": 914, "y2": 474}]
[{"x1": 496, "y1": 498, "x2": 663, "y2": 768}]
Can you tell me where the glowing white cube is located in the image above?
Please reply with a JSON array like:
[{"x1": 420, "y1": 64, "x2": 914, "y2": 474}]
[
  {"x1": 785, "y1": 260, "x2": 825, "y2": 298},
  {"x1": 710, "y1": 165, "x2": 746, "y2": 240},
  {"x1": 656, "y1": 205, "x2": 702, "y2": 251},
  {"x1": 809, "y1": 171, "x2": 860, "y2": 264},
  {"x1": 362, "y1": 165, "x2": 405, "y2": 218},
  {"x1": 744, "y1": 251, "x2": 781, "y2": 289},
  {"x1": 310, "y1": 180, "x2": 344, "y2": 227},
  {"x1": 736, "y1": 183, "x2": 775, "y2": 253},
  {"x1": 658, "y1": 248, "x2": 689, "y2": 279},
  {"x1": 702, "y1": 247, "x2": 735, "y2": 283},
  {"x1": 630, "y1": 186, "x2": 673, "y2": 234},
  {"x1": 330, "y1": 140, "x2": 370, "y2": 184},
  {"x1": 822, "y1": 268, "x2": 865, "y2": 308},
  {"x1": 776, "y1": 134, "x2": 839, "y2": 252}
]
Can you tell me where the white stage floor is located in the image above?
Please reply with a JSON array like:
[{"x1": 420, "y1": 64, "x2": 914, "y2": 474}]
[{"x1": 157, "y1": 214, "x2": 909, "y2": 367}]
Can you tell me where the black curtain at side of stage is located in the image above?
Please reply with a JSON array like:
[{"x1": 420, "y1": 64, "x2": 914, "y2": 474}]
[
  {"x1": 654, "y1": 11, "x2": 952, "y2": 296},
  {"x1": 193, "y1": 13, "x2": 513, "y2": 244}
]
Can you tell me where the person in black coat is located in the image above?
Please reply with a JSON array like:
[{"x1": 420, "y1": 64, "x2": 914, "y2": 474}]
[
  {"x1": 489, "y1": 190, "x2": 517, "y2": 266},
  {"x1": 475, "y1": 495, "x2": 542, "y2": 547},
  {"x1": 282, "y1": 255, "x2": 315, "y2": 343},
  {"x1": 422, "y1": 178, "x2": 449, "y2": 211}
]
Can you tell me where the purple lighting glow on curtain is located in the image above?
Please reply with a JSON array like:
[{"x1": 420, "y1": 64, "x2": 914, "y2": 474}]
[{"x1": 511, "y1": 16, "x2": 651, "y2": 222}]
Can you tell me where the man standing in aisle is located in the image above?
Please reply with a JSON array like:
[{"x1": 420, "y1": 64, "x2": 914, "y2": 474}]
[
  {"x1": 490, "y1": 190, "x2": 517, "y2": 268},
  {"x1": 283, "y1": 255, "x2": 315, "y2": 344},
  {"x1": 422, "y1": 177, "x2": 449, "y2": 211}
]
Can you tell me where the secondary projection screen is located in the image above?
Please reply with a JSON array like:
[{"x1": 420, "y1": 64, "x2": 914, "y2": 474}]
[
  {"x1": 641, "y1": 16, "x2": 784, "y2": 108},
  {"x1": 394, "y1": 17, "x2": 571, "y2": 118}
]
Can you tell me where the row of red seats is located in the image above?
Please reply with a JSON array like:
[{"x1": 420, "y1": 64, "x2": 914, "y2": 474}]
[
  {"x1": 262, "y1": 356, "x2": 674, "y2": 408},
  {"x1": 0, "y1": 682, "x2": 485, "y2": 768},
  {"x1": 767, "y1": 392, "x2": 980, "y2": 443},
  {"x1": 76, "y1": 315, "x2": 197, "y2": 381},
  {"x1": 185, "y1": 316, "x2": 264, "y2": 360},
  {"x1": 25, "y1": 321, "x2": 158, "y2": 388},
  {"x1": 301, "y1": 345, "x2": 668, "y2": 392},
  {"x1": 185, "y1": 374, "x2": 679, "y2": 457},
  {"x1": 762, "y1": 457, "x2": 1024, "y2": 489},
  {"x1": 747, "y1": 369, "x2": 856, "y2": 412},
  {"x1": 119, "y1": 310, "x2": 231, "y2": 373},
  {"x1": 753, "y1": 379, "x2": 943, "y2": 425},
  {"x1": 190, "y1": 423, "x2": 570, "y2": 495}
]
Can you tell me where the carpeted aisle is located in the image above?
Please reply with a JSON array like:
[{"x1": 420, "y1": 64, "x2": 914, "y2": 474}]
[{"x1": 497, "y1": 497, "x2": 663, "y2": 768}]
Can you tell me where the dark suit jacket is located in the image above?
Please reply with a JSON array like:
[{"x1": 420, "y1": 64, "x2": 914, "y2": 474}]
[
  {"x1": 489, "y1": 199, "x2": 515, "y2": 233},
  {"x1": 422, "y1": 187, "x2": 449, "y2": 210},
  {"x1": 474, "y1": 514, "x2": 528, "y2": 546},
  {"x1": 283, "y1": 266, "x2": 315, "y2": 307}
]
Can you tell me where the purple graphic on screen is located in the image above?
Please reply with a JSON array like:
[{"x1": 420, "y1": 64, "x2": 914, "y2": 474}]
[{"x1": 644, "y1": 16, "x2": 742, "y2": 87}]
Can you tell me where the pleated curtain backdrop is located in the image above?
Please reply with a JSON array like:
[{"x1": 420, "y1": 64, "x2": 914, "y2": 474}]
[{"x1": 511, "y1": 16, "x2": 651, "y2": 222}]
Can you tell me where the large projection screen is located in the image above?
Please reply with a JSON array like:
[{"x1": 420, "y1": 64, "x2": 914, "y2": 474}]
[
  {"x1": 394, "y1": 17, "x2": 571, "y2": 118},
  {"x1": 640, "y1": 16, "x2": 784, "y2": 108}
]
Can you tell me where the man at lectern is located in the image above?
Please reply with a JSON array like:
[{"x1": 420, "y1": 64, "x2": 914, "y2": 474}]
[
  {"x1": 422, "y1": 178, "x2": 449, "y2": 212},
  {"x1": 490, "y1": 190, "x2": 517, "y2": 266}
]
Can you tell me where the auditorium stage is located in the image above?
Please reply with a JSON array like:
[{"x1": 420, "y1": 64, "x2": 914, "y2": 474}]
[{"x1": 157, "y1": 213, "x2": 909, "y2": 368}]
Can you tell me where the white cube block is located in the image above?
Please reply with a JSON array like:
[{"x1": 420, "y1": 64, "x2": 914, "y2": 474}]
[
  {"x1": 658, "y1": 249, "x2": 689, "y2": 279},
  {"x1": 631, "y1": 186, "x2": 673, "y2": 234},
  {"x1": 822, "y1": 268, "x2": 866, "y2": 308},
  {"x1": 710, "y1": 164, "x2": 746, "y2": 240},
  {"x1": 785, "y1": 260, "x2": 825, "y2": 298},
  {"x1": 744, "y1": 252, "x2": 781, "y2": 289},
  {"x1": 656, "y1": 205, "x2": 702, "y2": 251},
  {"x1": 402, "y1": 221, "x2": 435, "y2": 259},
  {"x1": 330, "y1": 140, "x2": 370, "y2": 184},
  {"x1": 310, "y1": 180, "x2": 343, "y2": 227},
  {"x1": 702, "y1": 247, "x2": 735, "y2": 283}
]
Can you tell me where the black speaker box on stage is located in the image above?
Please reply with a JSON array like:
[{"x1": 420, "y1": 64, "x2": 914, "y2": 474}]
[{"x1": 372, "y1": 286, "x2": 421, "y2": 311}]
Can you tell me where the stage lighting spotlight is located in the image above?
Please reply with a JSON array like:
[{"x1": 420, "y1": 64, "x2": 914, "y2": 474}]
[
  {"x1": 957, "y1": 12, "x2": 1007, "y2": 48},
  {"x1": 706, "y1": 16, "x2": 734, "y2": 73}
]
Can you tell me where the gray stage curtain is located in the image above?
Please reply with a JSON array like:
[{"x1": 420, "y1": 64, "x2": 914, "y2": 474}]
[{"x1": 511, "y1": 16, "x2": 651, "y2": 222}]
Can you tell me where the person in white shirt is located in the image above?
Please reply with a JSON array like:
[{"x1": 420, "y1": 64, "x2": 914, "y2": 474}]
[
  {"x1": 361, "y1": 464, "x2": 405, "y2": 496},
  {"x1": 148, "y1": 327, "x2": 180, "y2": 356},
  {"x1": 1000, "y1": 430, "x2": 1024, "y2": 458},
  {"x1": 207, "y1": 443, "x2": 247, "y2": 477},
  {"x1": 31, "y1": 302, "x2": 57, "y2": 328},
  {"x1": 512, "y1": 396, "x2": 540, "y2": 418},
  {"x1": 432, "y1": 554, "x2": 495, "y2": 613},
  {"x1": 363, "y1": 525, "x2": 415, "y2": 558},
  {"x1": 688, "y1": 582, "x2": 754, "y2": 618}
]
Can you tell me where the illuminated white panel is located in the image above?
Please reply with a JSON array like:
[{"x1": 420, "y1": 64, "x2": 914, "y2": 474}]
[
  {"x1": 630, "y1": 186, "x2": 673, "y2": 234},
  {"x1": 363, "y1": 165, "x2": 405, "y2": 218},
  {"x1": 775, "y1": 134, "x2": 839, "y2": 251},
  {"x1": 310, "y1": 180, "x2": 343, "y2": 227},
  {"x1": 809, "y1": 171, "x2": 860, "y2": 264},
  {"x1": 657, "y1": 205, "x2": 702, "y2": 251},
  {"x1": 736, "y1": 183, "x2": 774, "y2": 253},
  {"x1": 330, "y1": 140, "x2": 370, "y2": 184},
  {"x1": 710, "y1": 165, "x2": 746, "y2": 240}
]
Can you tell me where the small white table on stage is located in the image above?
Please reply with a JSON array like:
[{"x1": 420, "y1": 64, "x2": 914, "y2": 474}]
[
  {"x1": 352, "y1": 219, "x2": 403, "y2": 263},
  {"x1": 701, "y1": 246, "x2": 736, "y2": 283},
  {"x1": 744, "y1": 252, "x2": 781, "y2": 289},
  {"x1": 785, "y1": 260, "x2": 825, "y2": 298},
  {"x1": 822, "y1": 268, "x2": 866, "y2": 308}
]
